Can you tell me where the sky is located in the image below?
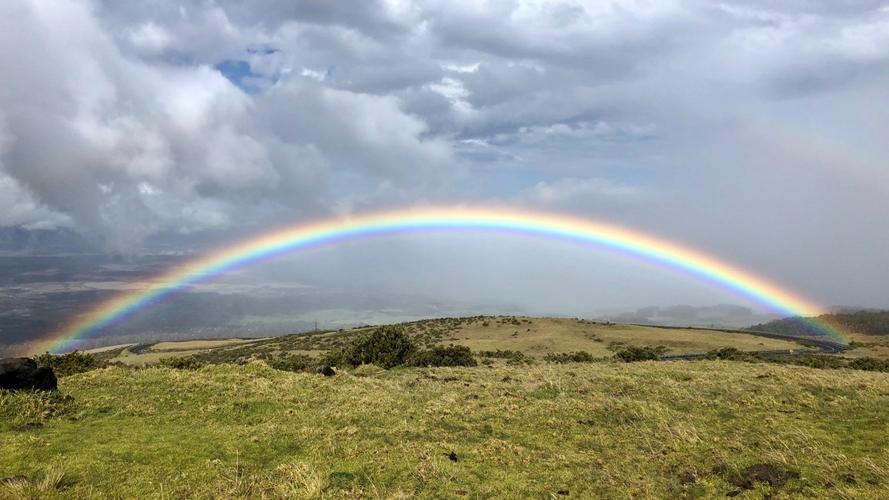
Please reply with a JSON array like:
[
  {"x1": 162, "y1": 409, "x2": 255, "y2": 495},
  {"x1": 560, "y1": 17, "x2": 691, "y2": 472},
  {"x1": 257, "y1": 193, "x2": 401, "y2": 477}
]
[{"x1": 0, "y1": 0, "x2": 888, "y2": 321}]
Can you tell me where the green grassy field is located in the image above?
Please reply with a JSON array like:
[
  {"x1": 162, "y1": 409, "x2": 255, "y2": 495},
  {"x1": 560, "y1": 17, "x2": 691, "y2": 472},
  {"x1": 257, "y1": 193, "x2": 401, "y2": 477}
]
[{"x1": 2, "y1": 360, "x2": 888, "y2": 498}]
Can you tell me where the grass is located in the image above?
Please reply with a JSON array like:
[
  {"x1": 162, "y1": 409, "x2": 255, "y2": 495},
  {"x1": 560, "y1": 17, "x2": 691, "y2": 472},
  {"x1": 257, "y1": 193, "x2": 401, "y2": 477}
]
[
  {"x1": 406, "y1": 317, "x2": 804, "y2": 357},
  {"x1": 106, "y1": 339, "x2": 265, "y2": 366},
  {"x1": 149, "y1": 339, "x2": 265, "y2": 352},
  {"x1": 2, "y1": 361, "x2": 888, "y2": 498},
  {"x1": 840, "y1": 338, "x2": 889, "y2": 360}
]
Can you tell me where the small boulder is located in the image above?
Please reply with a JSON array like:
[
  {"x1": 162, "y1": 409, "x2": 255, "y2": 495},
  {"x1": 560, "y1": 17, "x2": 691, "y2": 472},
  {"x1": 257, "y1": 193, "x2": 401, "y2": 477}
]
[
  {"x1": 315, "y1": 365, "x2": 336, "y2": 377},
  {"x1": 0, "y1": 358, "x2": 58, "y2": 391}
]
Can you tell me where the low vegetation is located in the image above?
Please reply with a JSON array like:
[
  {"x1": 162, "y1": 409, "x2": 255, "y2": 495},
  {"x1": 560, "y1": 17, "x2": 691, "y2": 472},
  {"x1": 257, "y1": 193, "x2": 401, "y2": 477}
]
[
  {"x1": 406, "y1": 345, "x2": 476, "y2": 368},
  {"x1": 705, "y1": 347, "x2": 889, "y2": 373},
  {"x1": 264, "y1": 354, "x2": 318, "y2": 373},
  {"x1": 615, "y1": 345, "x2": 667, "y2": 362},
  {"x1": 543, "y1": 351, "x2": 597, "y2": 363},
  {"x1": 477, "y1": 349, "x2": 533, "y2": 365},
  {"x1": 33, "y1": 351, "x2": 107, "y2": 377},
  {"x1": 9, "y1": 315, "x2": 889, "y2": 496},
  {"x1": 2, "y1": 361, "x2": 888, "y2": 497},
  {"x1": 0, "y1": 390, "x2": 75, "y2": 432},
  {"x1": 340, "y1": 325, "x2": 417, "y2": 369}
]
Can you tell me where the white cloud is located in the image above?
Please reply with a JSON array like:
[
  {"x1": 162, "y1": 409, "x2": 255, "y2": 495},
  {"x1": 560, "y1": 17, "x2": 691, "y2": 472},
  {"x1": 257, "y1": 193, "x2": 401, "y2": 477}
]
[
  {"x1": 0, "y1": 0, "x2": 452, "y2": 250},
  {"x1": 0, "y1": 0, "x2": 886, "y2": 307},
  {"x1": 125, "y1": 22, "x2": 171, "y2": 55},
  {"x1": 519, "y1": 177, "x2": 651, "y2": 207}
]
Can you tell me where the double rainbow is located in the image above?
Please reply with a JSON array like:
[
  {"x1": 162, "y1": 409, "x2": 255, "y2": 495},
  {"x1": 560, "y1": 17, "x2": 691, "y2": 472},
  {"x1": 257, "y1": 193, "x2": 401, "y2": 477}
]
[{"x1": 29, "y1": 207, "x2": 842, "y2": 355}]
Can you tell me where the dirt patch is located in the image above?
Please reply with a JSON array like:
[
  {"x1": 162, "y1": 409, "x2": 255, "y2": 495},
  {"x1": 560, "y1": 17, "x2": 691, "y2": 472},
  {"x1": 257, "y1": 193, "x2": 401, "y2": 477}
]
[{"x1": 729, "y1": 463, "x2": 800, "y2": 490}]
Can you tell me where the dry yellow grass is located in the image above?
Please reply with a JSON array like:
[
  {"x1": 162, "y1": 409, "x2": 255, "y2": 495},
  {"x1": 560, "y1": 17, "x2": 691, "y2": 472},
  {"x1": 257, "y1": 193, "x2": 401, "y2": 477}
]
[
  {"x1": 150, "y1": 338, "x2": 263, "y2": 351},
  {"x1": 109, "y1": 348, "x2": 212, "y2": 365},
  {"x1": 841, "y1": 333, "x2": 889, "y2": 359},
  {"x1": 428, "y1": 317, "x2": 802, "y2": 357},
  {"x1": 106, "y1": 338, "x2": 266, "y2": 365},
  {"x1": 81, "y1": 343, "x2": 135, "y2": 354}
]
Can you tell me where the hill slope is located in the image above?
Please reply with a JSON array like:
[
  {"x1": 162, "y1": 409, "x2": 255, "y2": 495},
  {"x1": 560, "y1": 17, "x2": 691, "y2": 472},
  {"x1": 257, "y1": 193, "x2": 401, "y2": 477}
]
[
  {"x1": 751, "y1": 310, "x2": 889, "y2": 359},
  {"x1": 2, "y1": 361, "x2": 888, "y2": 498},
  {"x1": 100, "y1": 316, "x2": 807, "y2": 366}
]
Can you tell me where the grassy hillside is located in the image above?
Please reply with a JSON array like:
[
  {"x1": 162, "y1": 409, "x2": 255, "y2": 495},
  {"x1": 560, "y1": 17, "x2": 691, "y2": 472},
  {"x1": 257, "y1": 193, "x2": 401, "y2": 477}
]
[
  {"x1": 100, "y1": 316, "x2": 807, "y2": 366},
  {"x1": 2, "y1": 361, "x2": 888, "y2": 498}
]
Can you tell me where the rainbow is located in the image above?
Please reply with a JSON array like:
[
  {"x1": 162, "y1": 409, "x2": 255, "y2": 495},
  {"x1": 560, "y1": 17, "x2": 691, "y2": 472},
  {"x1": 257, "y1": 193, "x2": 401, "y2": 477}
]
[{"x1": 29, "y1": 206, "x2": 844, "y2": 354}]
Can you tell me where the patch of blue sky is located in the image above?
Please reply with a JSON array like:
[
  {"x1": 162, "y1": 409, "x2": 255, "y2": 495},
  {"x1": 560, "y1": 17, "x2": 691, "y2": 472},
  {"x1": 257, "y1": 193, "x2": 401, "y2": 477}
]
[{"x1": 215, "y1": 59, "x2": 265, "y2": 94}]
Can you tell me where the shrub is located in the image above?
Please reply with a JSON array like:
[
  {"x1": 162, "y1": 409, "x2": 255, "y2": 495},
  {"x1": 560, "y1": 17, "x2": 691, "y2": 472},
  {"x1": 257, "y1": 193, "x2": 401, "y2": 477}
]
[
  {"x1": 848, "y1": 357, "x2": 889, "y2": 372},
  {"x1": 478, "y1": 349, "x2": 521, "y2": 359},
  {"x1": 407, "y1": 345, "x2": 477, "y2": 367},
  {"x1": 159, "y1": 356, "x2": 204, "y2": 370},
  {"x1": 267, "y1": 354, "x2": 318, "y2": 372},
  {"x1": 615, "y1": 346, "x2": 664, "y2": 362},
  {"x1": 319, "y1": 349, "x2": 348, "y2": 368},
  {"x1": 342, "y1": 325, "x2": 416, "y2": 369},
  {"x1": 34, "y1": 351, "x2": 106, "y2": 377},
  {"x1": 766, "y1": 354, "x2": 846, "y2": 369},
  {"x1": 544, "y1": 351, "x2": 596, "y2": 363},
  {"x1": 705, "y1": 347, "x2": 747, "y2": 360},
  {"x1": 477, "y1": 349, "x2": 532, "y2": 365}
]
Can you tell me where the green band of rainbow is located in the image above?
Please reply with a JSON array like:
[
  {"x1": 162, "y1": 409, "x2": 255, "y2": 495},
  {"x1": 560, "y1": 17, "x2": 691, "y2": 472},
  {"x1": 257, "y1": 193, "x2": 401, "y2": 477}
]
[{"x1": 29, "y1": 207, "x2": 844, "y2": 354}]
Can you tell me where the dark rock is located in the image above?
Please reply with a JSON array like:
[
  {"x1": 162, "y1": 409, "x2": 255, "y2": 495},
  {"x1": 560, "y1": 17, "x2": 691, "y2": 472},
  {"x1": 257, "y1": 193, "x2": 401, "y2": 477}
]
[
  {"x1": 315, "y1": 365, "x2": 336, "y2": 377},
  {"x1": 0, "y1": 358, "x2": 57, "y2": 391}
]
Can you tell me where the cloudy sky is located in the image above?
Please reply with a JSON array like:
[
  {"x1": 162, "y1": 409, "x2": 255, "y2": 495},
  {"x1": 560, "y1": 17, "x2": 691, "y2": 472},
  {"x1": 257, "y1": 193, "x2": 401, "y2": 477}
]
[{"x1": 1, "y1": 0, "x2": 888, "y2": 317}]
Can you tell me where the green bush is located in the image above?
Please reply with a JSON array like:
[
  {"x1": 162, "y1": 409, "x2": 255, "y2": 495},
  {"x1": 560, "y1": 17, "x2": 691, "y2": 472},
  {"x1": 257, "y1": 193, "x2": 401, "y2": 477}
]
[
  {"x1": 319, "y1": 349, "x2": 348, "y2": 368},
  {"x1": 477, "y1": 349, "x2": 532, "y2": 365},
  {"x1": 764, "y1": 354, "x2": 846, "y2": 369},
  {"x1": 267, "y1": 354, "x2": 318, "y2": 372},
  {"x1": 478, "y1": 349, "x2": 522, "y2": 359},
  {"x1": 705, "y1": 347, "x2": 747, "y2": 360},
  {"x1": 615, "y1": 346, "x2": 664, "y2": 362},
  {"x1": 159, "y1": 356, "x2": 205, "y2": 370},
  {"x1": 407, "y1": 345, "x2": 476, "y2": 367},
  {"x1": 848, "y1": 357, "x2": 889, "y2": 372},
  {"x1": 34, "y1": 351, "x2": 106, "y2": 377},
  {"x1": 342, "y1": 325, "x2": 416, "y2": 369},
  {"x1": 544, "y1": 351, "x2": 596, "y2": 363}
]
